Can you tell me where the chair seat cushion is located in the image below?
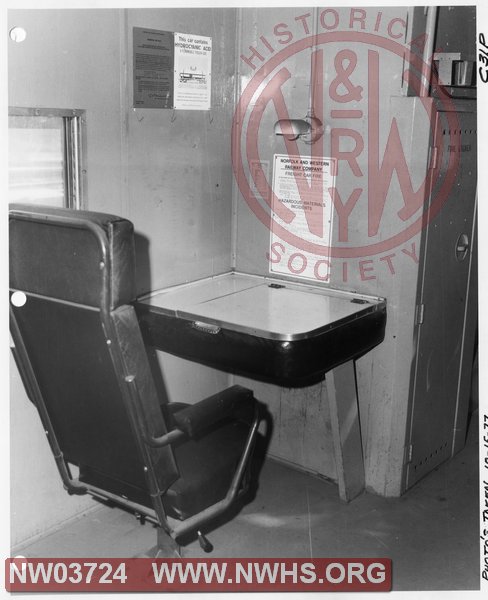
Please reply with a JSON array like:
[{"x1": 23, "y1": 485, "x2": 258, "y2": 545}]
[{"x1": 163, "y1": 415, "x2": 251, "y2": 520}]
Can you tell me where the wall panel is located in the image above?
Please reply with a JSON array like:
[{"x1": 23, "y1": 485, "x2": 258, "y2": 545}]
[
  {"x1": 8, "y1": 7, "x2": 238, "y2": 545},
  {"x1": 233, "y1": 6, "x2": 421, "y2": 496},
  {"x1": 8, "y1": 9, "x2": 126, "y2": 544}
]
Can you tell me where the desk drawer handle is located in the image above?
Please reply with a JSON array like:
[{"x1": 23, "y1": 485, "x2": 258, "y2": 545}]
[{"x1": 192, "y1": 321, "x2": 221, "y2": 335}]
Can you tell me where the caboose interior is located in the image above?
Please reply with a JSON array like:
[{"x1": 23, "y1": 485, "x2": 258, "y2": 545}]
[{"x1": 7, "y1": 4, "x2": 481, "y2": 592}]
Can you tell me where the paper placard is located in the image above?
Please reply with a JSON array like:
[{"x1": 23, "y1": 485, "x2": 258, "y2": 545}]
[
  {"x1": 270, "y1": 154, "x2": 335, "y2": 282},
  {"x1": 133, "y1": 28, "x2": 174, "y2": 109},
  {"x1": 133, "y1": 28, "x2": 211, "y2": 110},
  {"x1": 174, "y1": 32, "x2": 212, "y2": 110}
]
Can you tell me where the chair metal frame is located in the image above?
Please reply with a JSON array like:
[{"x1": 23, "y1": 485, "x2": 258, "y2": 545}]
[{"x1": 10, "y1": 208, "x2": 260, "y2": 556}]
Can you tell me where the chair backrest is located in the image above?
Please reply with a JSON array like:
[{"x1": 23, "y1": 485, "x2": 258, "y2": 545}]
[{"x1": 9, "y1": 204, "x2": 178, "y2": 508}]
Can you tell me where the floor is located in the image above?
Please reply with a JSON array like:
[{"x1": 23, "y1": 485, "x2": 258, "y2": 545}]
[{"x1": 14, "y1": 412, "x2": 479, "y2": 592}]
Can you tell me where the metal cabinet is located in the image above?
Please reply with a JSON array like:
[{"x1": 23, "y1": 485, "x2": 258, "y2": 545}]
[{"x1": 403, "y1": 100, "x2": 477, "y2": 490}]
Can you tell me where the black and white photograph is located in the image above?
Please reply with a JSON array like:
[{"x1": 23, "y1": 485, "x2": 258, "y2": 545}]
[{"x1": 4, "y1": 1, "x2": 487, "y2": 597}]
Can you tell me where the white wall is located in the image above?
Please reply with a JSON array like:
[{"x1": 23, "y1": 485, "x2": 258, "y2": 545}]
[
  {"x1": 8, "y1": 7, "x2": 237, "y2": 546},
  {"x1": 233, "y1": 6, "x2": 422, "y2": 496},
  {"x1": 125, "y1": 7, "x2": 237, "y2": 404},
  {"x1": 9, "y1": 9, "x2": 126, "y2": 547}
]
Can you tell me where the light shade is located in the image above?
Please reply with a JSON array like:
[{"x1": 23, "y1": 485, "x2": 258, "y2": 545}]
[
  {"x1": 274, "y1": 116, "x2": 323, "y2": 143},
  {"x1": 274, "y1": 119, "x2": 310, "y2": 140}
]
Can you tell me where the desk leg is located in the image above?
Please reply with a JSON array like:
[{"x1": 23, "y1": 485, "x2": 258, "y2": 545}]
[{"x1": 326, "y1": 360, "x2": 365, "y2": 502}]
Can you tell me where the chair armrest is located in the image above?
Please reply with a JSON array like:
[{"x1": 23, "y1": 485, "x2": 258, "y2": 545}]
[{"x1": 172, "y1": 385, "x2": 254, "y2": 438}]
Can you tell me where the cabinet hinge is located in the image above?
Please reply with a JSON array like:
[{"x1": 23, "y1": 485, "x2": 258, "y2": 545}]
[
  {"x1": 415, "y1": 303, "x2": 425, "y2": 325},
  {"x1": 404, "y1": 444, "x2": 413, "y2": 464}
]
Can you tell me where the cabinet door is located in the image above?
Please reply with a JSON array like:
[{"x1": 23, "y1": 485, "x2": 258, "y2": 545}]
[{"x1": 405, "y1": 106, "x2": 477, "y2": 489}]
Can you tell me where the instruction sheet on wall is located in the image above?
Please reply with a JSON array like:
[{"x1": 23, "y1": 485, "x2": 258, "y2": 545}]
[
  {"x1": 133, "y1": 28, "x2": 211, "y2": 110},
  {"x1": 270, "y1": 154, "x2": 335, "y2": 282},
  {"x1": 133, "y1": 28, "x2": 174, "y2": 109},
  {"x1": 174, "y1": 32, "x2": 212, "y2": 110}
]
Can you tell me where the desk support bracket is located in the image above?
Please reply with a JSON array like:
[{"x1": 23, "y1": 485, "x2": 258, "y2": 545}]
[{"x1": 326, "y1": 360, "x2": 365, "y2": 502}]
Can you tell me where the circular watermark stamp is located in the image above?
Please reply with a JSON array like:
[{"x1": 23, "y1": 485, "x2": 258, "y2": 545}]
[{"x1": 232, "y1": 13, "x2": 461, "y2": 271}]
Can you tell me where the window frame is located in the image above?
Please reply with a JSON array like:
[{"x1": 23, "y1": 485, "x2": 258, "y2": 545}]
[{"x1": 8, "y1": 106, "x2": 87, "y2": 209}]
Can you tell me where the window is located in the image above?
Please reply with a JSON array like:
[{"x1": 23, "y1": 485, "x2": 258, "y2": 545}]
[{"x1": 8, "y1": 107, "x2": 85, "y2": 209}]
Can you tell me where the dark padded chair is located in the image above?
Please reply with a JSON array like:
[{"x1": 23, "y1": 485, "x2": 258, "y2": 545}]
[{"x1": 9, "y1": 203, "x2": 260, "y2": 556}]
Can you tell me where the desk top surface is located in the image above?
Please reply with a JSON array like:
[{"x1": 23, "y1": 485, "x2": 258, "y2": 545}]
[{"x1": 138, "y1": 272, "x2": 385, "y2": 341}]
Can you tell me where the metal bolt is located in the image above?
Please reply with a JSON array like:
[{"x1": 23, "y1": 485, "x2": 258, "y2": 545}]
[{"x1": 106, "y1": 339, "x2": 111, "y2": 346}]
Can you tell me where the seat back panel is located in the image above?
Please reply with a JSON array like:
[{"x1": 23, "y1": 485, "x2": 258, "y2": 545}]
[
  {"x1": 12, "y1": 295, "x2": 150, "y2": 490},
  {"x1": 10, "y1": 205, "x2": 179, "y2": 508},
  {"x1": 9, "y1": 205, "x2": 135, "y2": 309}
]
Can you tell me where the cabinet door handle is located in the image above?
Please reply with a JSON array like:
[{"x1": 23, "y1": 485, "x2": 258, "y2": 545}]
[{"x1": 455, "y1": 233, "x2": 470, "y2": 261}]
